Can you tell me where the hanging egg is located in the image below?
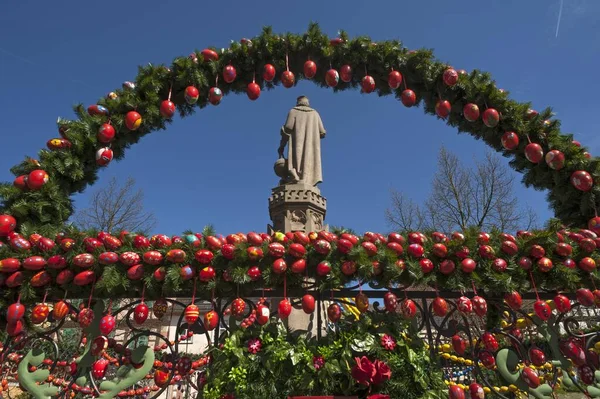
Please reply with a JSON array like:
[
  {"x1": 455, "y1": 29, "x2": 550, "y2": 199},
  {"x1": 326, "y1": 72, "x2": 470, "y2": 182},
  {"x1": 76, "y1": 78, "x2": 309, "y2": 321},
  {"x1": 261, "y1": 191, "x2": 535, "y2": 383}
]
[
  {"x1": 278, "y1": 299, "x2": 292, "y2": 319},
  {"x1": 30, "y1": 303, "x2": 50, "y2": 324},
  {"x1": 443, "y1": 68, "x2": 459, "y2": 86},
  {"x1": 231, "y1": 298, "x2": 246, "y2": 318},
  {"x1": 482, "y1": 108, "x2": 500, "y2": 127},
  {"x1": 327, "y1": 303, "x2": 342, "y2": 322},
  {"x1": 222, "y1": 65, "x2": 237, "y2": 83},
  {"x1": 521, "y1": 366, "x2": 540, "y2": 388},
  {"x1": 7, "y1": 302, "x2": 25, "y2": 324},
  {"x1": 153, "y1": 299, "x2": 169, "y2": 319},
  {"x1": 524, "y1": 143, "x2": 544, "y2": 163},
  {"x1": 339, "y1": 64, "x2": 352, "y2": 82},
  {"x1": 125, "y1": 111, "x2": 142, "y2": 131},
  {"x1": 184, "y1": 304, "x2": 200, "y2": 324},
  {"x1": 435, "y1": 100, "x2": 451, "y2": 118},
  {"x1": 325, "y1": 69, "x2": 339, "y2": 87},
  {"x1": 533, "y1": 299, "x2": 552, "y2": 321},
  {"x1": 106, "y1": 92, "x2": 118, "y2": 100},
  {"x1": 30, "y1": 271, "x2": 51, "y2": 287},
  {"x1": 448, "y1": 385, "x2": 465, "y2": 399},
  {"x1": 504, "y1": 291, "x2": 522, "y2": 310},
  {"x1": 355, "y1": 292, "x2": 369, "y2": 313},
  {"x1": 361, "y1": 75, "x2": 376, "y2": 93},
  {"x1": 451, "y1": 334, "x2": 467, "y2": 355},
  {"x1": 281, "y1": 71, "x2": 295, "y2": 88},
  {"x1": 122, "y1": 81, "x2": 136, "y2": 90},
  {"x1": 263, "y1": 64, "x2": 276, "y2": 82},
  {"x1": 388, "y1": 70, "x2": 402, "y2": 89},
  {"x1": 153, "y1": 267, "x2": 166, "y2": 281},
  {"x1": 7, "y1": 320, "x2": 23, "y2": 337},
  {"x1": 96, "y1": 147, "x2": 113, "y2": 166},
  {"x1": 432, "y1": 297, "x2": 448, "y2": 317},
  {"x1": 99, "y1": 314, "x2": 116, "y2": 335},
  {"x1": 256, "y1": 304, "x2": 270, "y2": 325},
  {"x1": 203, "y1": 310, "x2": 219, "y2": 330},
  {"x1": 154, "y1": 369, "x2": 170, "y2": 387},
  {"x1": 302, "y1": 294, "x2": 316, "y2": 314},
  {"x1": 554, "y1": 294, "x2": 571, "y2": 313},
  {"x1": 91, "y1": 336, "x2": 108, "y2": 356},
  {"x1": 78, "y1": 308, "x2": 95, "y2": 329},
  {"x1": 457, "y1": 296, "x2": 473, "y2": 313},
  {"x1": 208, "y1": 87, "x2": 223, "y2": 105},
  {"x1": 529, "y1": 347, "x2": 546, "y2": 367},
  {"x1": 482, "y1": 332, "x2": 499, "y2": 352},
  {"x1": 176, "y1": 356, "x2": 192, "y2": 375},
  {"x1": 184, "y1": 86, "x2": 199, "y2": 104},
  {"x1": 53, "y1": 300, "x2": 70, "y2": 320},
  {"x1": 479, "y1": 351, "x2": 496, "y2": 369},
  {"x1": 160, "y1": 100, "x2": 176, "y2": 118},
  {"x1": 6, "y1": 271, "x2": 23, "y2": 287},
  {"x1": 303, "y1": 60, "x2": 317, "y2": 78},
  {"x1": 472, "y1": 296, "x2": 487, "y2": 317},
  {"x1": 92, "y1": 359, "x2": 109, "y2": 379},
  {"x1": 469, "y1": 383, "x2": 485, "y2": 399},
  {"x1": 400, "y1": 299, "x2": 417, "y2": 319},
  {"x1": 577, "y1": 288, "x2": 595, "y2": 306},
  {"x1": 247, "y1": 82, "x2": 261, "y2": 100},
  {"x1": 383, "y1": 292, "x2": 398, "y2": 312}
]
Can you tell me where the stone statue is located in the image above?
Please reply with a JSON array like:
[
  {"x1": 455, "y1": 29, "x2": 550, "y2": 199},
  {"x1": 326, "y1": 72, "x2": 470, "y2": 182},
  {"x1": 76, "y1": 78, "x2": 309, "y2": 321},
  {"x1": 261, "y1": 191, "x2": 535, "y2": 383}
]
[{"x1": 276, "y1": 96, "x2": 326, "y2": 186}]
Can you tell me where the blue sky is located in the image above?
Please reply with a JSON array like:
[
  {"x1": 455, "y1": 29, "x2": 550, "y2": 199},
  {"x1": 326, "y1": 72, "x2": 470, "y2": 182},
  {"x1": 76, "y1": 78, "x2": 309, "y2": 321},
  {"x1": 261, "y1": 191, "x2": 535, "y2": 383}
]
[{"x1": 1, "y1": 0, "x2": 599, "y2": 236}]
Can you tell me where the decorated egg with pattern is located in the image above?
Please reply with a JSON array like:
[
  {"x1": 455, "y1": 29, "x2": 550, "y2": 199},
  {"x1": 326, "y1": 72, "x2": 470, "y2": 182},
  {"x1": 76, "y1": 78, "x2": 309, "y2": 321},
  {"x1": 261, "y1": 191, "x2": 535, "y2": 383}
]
[
  {"x1": 127, "y1": 264, "x2": 144, "y2": 280},
  {"x1": 457, "y1": 296, "x2": 473, "y2": 313},
  {"x1": 120, "y1": 252, "x2": 141, "y2": 266},
  {"x1": 30, "y1": 271, "x2": 51, "y2": 287},
  {"x1": 166, "y1": 249, "x2": 186, "y2": 263},
  {"x1": 203, "y1": 310, "x2": 219, "y2": 330},
  {"x1": 84, "y1": 237, "x2": 103, "y2": 252},
  {"x1": 99, "y1": 314, "x2": 116, "y2": 335},
  {"x1": 401, "y1": 299, "x2": 417, "y2": 319},
  {"x1": 231, "y1": 298, "x2": 246, "y2": 318},
  {"x1": 153, "y1": 299, "x2": 169, "y2": 319},
  {"x1": 74, "y1": 270, "x2": 96, "y2": 286},
  {"x1": 472, "y1": 296, "x2": 487, "y2": 316},
  {"x1": 53, "y1": 300, "x2": 70, "y2": 320},
  {"x1": 102, "y1": 235, "x2": 122, "y2": 250},
  {"x1": 73, "y1": 253, "x2": 95, "y2": 268},
  {"x1": 143, "y1": 251, "x2": 163, "y2": 265},
  {"x1": 48, "y1": 255, "x2": 67, "y2": 269},
  {"x1": 30, "y1": 303, "x2": 50, "y2": 324},
  {"x1": 23, "y1": 256, "x2": 46, "y2": 271},
  {"x1": 98, "y1": 252, "x2": 119, "y2": 265},
  {"x1": 133, "y1": 303, "x2": 149, "y2": 325},
  {"x1": 10, "y1": 237, "x2": 31, "y2": 251},
  {"x1": 78, "y1": 308, "x2": 95, "y2": 329},
  {"x1": 184, "y1": 304, "x2": 200, "y2": 324}
]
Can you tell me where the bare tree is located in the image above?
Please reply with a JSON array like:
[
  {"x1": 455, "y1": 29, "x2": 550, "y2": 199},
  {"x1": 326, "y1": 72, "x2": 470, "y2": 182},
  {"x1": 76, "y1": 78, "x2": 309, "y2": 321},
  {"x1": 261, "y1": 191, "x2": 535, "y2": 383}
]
[
  {"x1": 75, "y1": 177, "x2": 156, "y2": 234},
  {"x1": 386, "y1": 147, "x2": 538, "y2": 232}
]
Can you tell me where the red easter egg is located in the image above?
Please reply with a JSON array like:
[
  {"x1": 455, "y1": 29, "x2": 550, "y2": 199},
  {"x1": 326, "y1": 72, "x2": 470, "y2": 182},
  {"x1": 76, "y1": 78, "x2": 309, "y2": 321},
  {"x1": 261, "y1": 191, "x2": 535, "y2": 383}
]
[
  {"x1": 133, "y1": 303, "x2": 149, "y2": 325},
  {"x1": 263, "y1": 64, "x2": 276, "y2": 82},
  {"x1": 388, "y1": 70, "x2": 402, "y2": 89},
  {"x1": 199, "y1": 266, "x2": 216, "y2": 282},
  {"x1": 303, "y1": 60, "x2": 317, "y2": 78},
  {"x1": 443, "y1": 68, "x2": 459, "y2": 86},
  {"x1": 571, "y1": 170, "x2": 594, "y2": 191},
  {"x1": 463, "y1": 103, "x2": 480, "y2": 122},
  {"x1": 53, "y1": 300, "x2": 70, "y2": 320},
  {"x1": 525, "y1": 143, "x2": 544, "y2": 163},
  {"x1": 340, "y1": 64, "x2": 352, "y2": 82},
  {"x1": 30, "y1": 303, "x2": 50, "y2": 324},
  {"x1": 501, "y1": 240, "x2": 518, "y2": 255},
  {"x1": 408, "y1": 243, "x2": 424, "y2": 257},
  {"x1": 278, "y1": 299, "x2": 292, "y2": 319},
  {"x1": 7, "y1": 320, "x2": 23, "y2": 337},
  {"x1": 30, "y1": 271, "x2": 51, "y2": 287},
  {"x1": 184, "y1": 86, "x2": 199, "y2": 104},
  {"x1": 125, "y1": 111, "x2": 142, "y2": 131},
  {"x1": 23, "y1": 256, "x2": 46, "y2": 271},
  {"x1": 327, "y1": 303, "x2": 342, "y2": 322},
  {"x1": 521, "y1": 367, "x2": 540, "y2": 388},
  {"x1": 355, "y1": 292, "x2": 369, "y2": 313},
  {"x1": 0, "y1": 257, "x2": 20, "y2": 273},
  {"x1": 432, "y1": 297, "x2": 448, "y2": 317},
  {"x1": 537, "y1": 257, "x2": 553, "y2": 272},
  {"x1": 154, "y1": 369, "x2": 170, "y2": 387},
  {"x1": 341, "y1": 260, "x2": 357, "y2": 276},
  {"x1": 482, "y1": 332, "x2": 499, "y2": 351},
  {"x1": 200, "y1": 49, "x2": 218, "y2": 62},
  {"x1": 579, "y1": 257, "x2": 596, "y2": 272},
  {"x1": 290, "y1": 258, "x2": 306, "y2": 274},
  {"x1": 272, "y1": 258, "x2": 287, "y2": 274},
  {"x1": 435, "y1": 100, "x2": 451, "y2": 118},
  {"x1": 78, "y1": 308, "x2": 95, "y2": 328},
  {"x1": 202, "y1": 310, "x2": 220, "y2": 331},
  {"x1": 577, "y1": 288, "x2": 595, "y2": 306},
  {"x1": 420, "y1": 258, "x2": 434, "y2": 273},
  {"x1": 439, "y1": 259, "x2": 456, "y2": 275},
  {"x1": 247, "y1": 82, "x2": 261, "y2": 100},
  {"x1": 143, "y1": 250, "x2": 163, "y2": 265},
  {"x1": 13, "y1": 175, "x2": 28, "y2": 190},
  {"x1": 401, "y1": 89, "x2": 417, "y2": 107},
  {"x1": 119, "y1": 251, "x2": 140, "y2": 266},
  {"x1": 384, "y1": 292, "x2": 398, "y2": 312},
  {"x1": 316, "y1": 260, "x2": 331, "y2": 276},
  {"x1": 7, "y1": 302, "x2": 25, "y2": 323},
  {"x1": 99, "y1": 314, "x2": 116, "y2": 335},
  {"x1": 222, "y1": 65, "x2": 237, "y2": 83},
  {"x1": 98, "y1": 252, "x2": 119, "y2": 265},
  {"x1": 56, "y1": 269, "x2": 74, "y2": 285},
  {"x1": 479, "y1": 351, "x2": 496, "y2": 369},
  {"x1": 361, "y1": 75, "x2": 376, "y2": 93},
  {"x1": 153, "y1": 267, "x2": 166, "y2": 282},
  {"x1": 231, "y1": 298, "x2": 246, "y2": 318},
  {"x1": 184, "y1": 304, "x2": 200, "y2": 324},
  {"x1": 545, "y1": 150, "x2": 565, "y2": 170},
  {"x1": 98, "y1": 123, "x2": 115, "y2": 143},
  {"x1": 281, "y1": 70, "x2": 295, "y2": 88},
  {"x1": 256, "y1": 304, "x2": 270, "y2": 325},
  {"x1": 461, "y1": 258, "x2": 476, "y2": 273},
  {"x1": 159, "y1": 100, "x2": 176, "y2": 118},
  {"x1": 92, "y1": 359, "x2": 109, "y2": 379},
  {"x1": 166, "y1": 249, "x2": 186, "y2": 263},
  {"x1": 127, "y1": 264, "x2": 144, "y2": 280},
  {"x1": 74, "y1": 253, "x2": 95, "y2": 268},
  {"x1": 469, "y1": 383, "x2": 485, "y2": 399},
  {"x1": 457, "y1": 296, "x2": 473, "y2": 313},
  {"x1": 472, "y1": 296, "x2": 488, "y2": 317},
  {"x1": 6, "y1": 271, "x2": 23, "y2": 287},
  {"x1": 533, "y1": 299, "x2": 552, "y2": 321},
  {"x1": 302, "y1": 294, "x2": 316, "y2": 314},
  {"x1": 554, "y1": 294, "x2": 571, "y2": 313},
  {"x1": 448, "y1": 385, "x2": 465, "y2": 399},
  {"x1": 482, "y1": 108, "x2": 500, "y2": 127},
  {"x1": 529, "y1": 347, "x2": 546, "y2": 367},
  {"x1": 74, "y1": 270, "x2": 96, "y2": 286},
  {"x1": 452, "y1": 334, "x2": 467, "y2": 355},
  {"x1": 505, "y1": 291, "x2": 522, "y2": 310},
  {"x1": 27, "y1": 169, "x2": 49, "y2": 190},
  {"x1": 208, "y1": 87, "x2": 223, "y2": 105},
  {"x1": 96, "y1": 147, "x2": 113, "y2": 166}
]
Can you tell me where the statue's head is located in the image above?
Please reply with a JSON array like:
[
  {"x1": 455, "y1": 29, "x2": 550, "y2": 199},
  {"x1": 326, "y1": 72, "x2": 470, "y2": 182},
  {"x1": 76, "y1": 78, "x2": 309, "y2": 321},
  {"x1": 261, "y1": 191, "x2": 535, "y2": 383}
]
[{"x1": 296, "y1": 96, "x2": 310, "y2": 106}]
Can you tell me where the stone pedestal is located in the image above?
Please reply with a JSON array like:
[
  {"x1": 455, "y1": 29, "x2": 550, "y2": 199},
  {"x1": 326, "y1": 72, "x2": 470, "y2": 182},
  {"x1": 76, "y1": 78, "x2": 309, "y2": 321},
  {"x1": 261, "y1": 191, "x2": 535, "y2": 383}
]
[{"x1": 268, "y1": 183, "x2": 327, "y2": 233}]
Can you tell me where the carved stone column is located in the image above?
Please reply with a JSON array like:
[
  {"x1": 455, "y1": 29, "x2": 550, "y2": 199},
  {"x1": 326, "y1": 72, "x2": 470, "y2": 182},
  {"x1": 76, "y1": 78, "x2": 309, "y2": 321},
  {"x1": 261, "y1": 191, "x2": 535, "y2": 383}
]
[{"x1": 267, "y1": 183, "x2": 327, "y2": 234}]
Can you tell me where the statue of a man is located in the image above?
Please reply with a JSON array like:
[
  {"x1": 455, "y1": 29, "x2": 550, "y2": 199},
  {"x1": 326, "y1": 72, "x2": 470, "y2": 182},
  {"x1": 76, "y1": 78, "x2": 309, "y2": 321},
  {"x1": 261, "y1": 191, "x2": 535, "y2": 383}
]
[{"x1": 277, "y1": 96, "x2": 326, "y2": 186}]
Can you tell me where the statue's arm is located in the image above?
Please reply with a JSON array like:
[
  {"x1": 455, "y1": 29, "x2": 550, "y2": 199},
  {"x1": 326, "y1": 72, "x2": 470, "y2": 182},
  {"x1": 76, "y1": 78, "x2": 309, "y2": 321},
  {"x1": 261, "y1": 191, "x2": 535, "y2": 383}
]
[
  {"x1": 283, "y1": 111, "x2": 295, "y2": 134},
  {"x1": 318, "y1": 115, "x2": 326, "y2": 138}
]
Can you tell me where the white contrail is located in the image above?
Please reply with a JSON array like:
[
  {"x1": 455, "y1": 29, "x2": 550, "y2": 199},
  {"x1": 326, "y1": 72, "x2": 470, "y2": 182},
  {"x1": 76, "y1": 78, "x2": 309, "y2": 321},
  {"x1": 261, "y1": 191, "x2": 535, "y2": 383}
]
[{"x1": 556, "y1": 0, "x2": 564, "y2": 38}]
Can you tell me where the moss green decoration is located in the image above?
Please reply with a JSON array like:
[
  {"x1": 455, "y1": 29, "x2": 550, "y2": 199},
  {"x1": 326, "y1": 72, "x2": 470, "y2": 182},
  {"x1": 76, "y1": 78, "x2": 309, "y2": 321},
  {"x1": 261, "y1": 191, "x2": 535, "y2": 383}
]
[{"x1": 17, "y1": 347, "x2": 59, "y2": 399}]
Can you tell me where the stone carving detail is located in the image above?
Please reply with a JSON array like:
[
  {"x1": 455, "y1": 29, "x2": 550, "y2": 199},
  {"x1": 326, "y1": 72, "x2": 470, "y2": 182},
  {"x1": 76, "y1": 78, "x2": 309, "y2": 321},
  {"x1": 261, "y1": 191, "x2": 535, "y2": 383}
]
[
  {"x1": 289, "y1": 210, "x2": 307, "y2": 231},
  {"x1": 311, "y1": 212, "x2": 323, "y2": 231}
]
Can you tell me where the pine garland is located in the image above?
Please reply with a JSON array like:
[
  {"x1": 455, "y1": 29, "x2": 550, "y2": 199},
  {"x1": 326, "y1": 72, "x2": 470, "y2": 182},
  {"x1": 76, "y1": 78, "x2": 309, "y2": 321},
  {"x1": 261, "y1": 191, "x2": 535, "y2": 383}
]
[
  {"x1": 0, "y1": 23, "x2": 597, "y2": 231},
  {"x1": 0, "y1": 228, "x2": 598, "y2": 304}
]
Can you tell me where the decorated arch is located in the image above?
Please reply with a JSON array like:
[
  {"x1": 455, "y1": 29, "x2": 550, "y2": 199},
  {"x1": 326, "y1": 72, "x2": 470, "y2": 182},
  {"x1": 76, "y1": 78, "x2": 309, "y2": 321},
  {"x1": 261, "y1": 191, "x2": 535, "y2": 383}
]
[{"x1": 2, "y1": 23, "x2": 600, "y2": 399}]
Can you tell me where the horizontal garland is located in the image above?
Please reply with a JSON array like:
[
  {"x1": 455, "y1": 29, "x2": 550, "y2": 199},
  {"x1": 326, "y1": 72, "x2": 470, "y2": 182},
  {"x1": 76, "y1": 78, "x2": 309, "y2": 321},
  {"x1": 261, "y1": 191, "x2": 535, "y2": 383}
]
[
  {"x1": 1, "y1": 226, "x2": 600, "y2": 304},
  {"x1": 0, "y1": 23, "x2": 598, "y2": 233}
]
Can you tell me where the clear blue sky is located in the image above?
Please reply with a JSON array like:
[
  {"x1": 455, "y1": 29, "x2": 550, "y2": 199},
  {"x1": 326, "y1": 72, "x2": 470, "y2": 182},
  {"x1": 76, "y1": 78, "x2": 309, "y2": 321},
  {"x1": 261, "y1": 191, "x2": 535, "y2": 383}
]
[{"x1": 1, "y1": 0, "x2": 599, "y2": 236}]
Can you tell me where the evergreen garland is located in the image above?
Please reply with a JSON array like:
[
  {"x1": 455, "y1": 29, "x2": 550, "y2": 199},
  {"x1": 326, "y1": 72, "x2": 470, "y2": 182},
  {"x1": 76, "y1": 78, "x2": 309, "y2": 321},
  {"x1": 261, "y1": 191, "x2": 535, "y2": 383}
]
[{"x1": 0, "y1": 23, "x2": 597, "y2": 233}]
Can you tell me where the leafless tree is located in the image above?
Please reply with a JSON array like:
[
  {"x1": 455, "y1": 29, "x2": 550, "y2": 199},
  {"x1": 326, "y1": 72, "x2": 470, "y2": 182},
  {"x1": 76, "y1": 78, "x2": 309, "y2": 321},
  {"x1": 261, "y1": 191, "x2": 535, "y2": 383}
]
[
  {"x1": 75, "y1": 177, "x2": 156, "y2": 234},
  {"x1": 386, "y1": 147, "x2": 539, "y2": 233}
]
